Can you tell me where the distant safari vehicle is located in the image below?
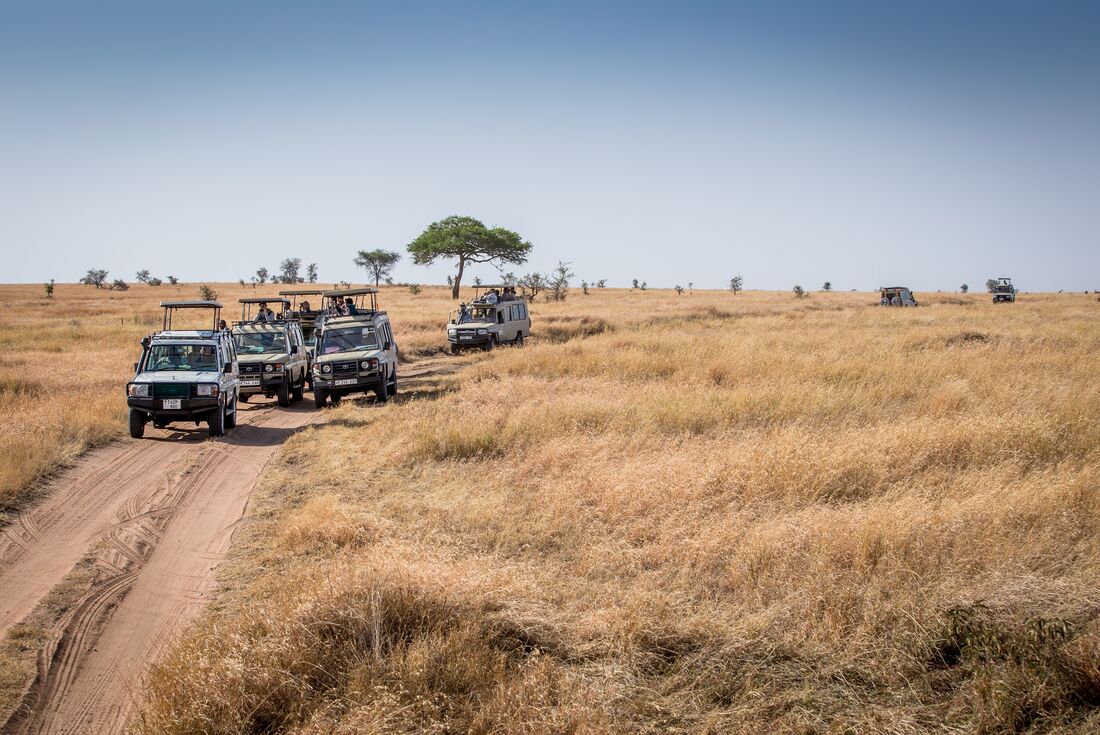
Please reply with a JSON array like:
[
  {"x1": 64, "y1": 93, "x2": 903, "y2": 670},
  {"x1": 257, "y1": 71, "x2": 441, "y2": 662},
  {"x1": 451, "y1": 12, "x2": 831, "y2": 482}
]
[
  {"x1": 231, "y1": 298, "x2": 309, "y2": 406},
  {"x1": 126, "y1": 300, "x2": 240, "y2": 438},
  {"x1": 279, "y1": 288, "x2": 325, "y2": 358},
  {"x1": 311, "y1": 288, "x2": 398, "y2": 407},
  {"x1": 992, "y1": 277, "x2": 1017, "y2": 303},
  {"x1": 447, "y1": 285, "x2": 531, "y2": 353},
  {"x1": 879, "y1": 286, "x2": 918, "y2": 307}
]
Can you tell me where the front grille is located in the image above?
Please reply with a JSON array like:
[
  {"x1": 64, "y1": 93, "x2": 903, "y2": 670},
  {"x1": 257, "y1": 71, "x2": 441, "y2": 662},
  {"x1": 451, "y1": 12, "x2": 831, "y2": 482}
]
[
  {"x1": 153, "y1": 383, "x2": 190, "y2": 398},
  {"x1": 332, "y1": 360, "x2": 358, "y2": 375},
  {"x1": 240, "y1": 364, "x2": 262, "y2": 375}
]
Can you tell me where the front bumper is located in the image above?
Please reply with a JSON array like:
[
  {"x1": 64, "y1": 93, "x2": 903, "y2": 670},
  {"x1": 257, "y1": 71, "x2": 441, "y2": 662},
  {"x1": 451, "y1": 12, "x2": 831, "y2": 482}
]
[
  {"x1": 313, "y1": 370, "x2": 382, "y2": 392},
  {"x1": 448, "y1": 333, "x2": 492, "y2": 346},
  {"x1": 237, "y1": 372, "x2": 284, "y2": 394},
  {"x1": 128, "y1": 396, "x2": 221, "y2": 420}
]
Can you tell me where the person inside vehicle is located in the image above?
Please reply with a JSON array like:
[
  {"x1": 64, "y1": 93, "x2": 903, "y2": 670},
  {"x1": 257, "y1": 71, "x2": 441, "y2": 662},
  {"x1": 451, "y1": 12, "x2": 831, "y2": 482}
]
[
  {"x1": 484, "y1": 289, "x2": 499, "y2": 304},
  {"x1": 218, "y1": 319, "x2": 228, "y2": 330},
  {"x1": 344, "y1": 297, "x2": 359, "y2": 316},
  {"x1": 300, "y1": 300, "x2": 311, "y2": 313},
  {"x1": 194, "y1": 345, "x2": 217, "y2": 370},
  {"x1": 254, "y1": 302, "x2": 274, "y2": 323}
]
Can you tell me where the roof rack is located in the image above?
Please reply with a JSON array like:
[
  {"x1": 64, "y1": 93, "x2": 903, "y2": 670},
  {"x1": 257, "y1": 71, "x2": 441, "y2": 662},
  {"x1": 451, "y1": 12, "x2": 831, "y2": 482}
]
[
  {"x1": 278, "y1": 288, "x2": 326, "y2": 296},
  {"x1": 239, "y1": 297, "x2": 291, "y2": 305},
  {"x1": 322, "y1": 287, "x2": 378, "y2": 298},
  {"x1": 322, "y1": 288, "x2": 379, "y2": 314},
  {"x1": 159, "y1": 300, "x2": 223, "y2": 331}
]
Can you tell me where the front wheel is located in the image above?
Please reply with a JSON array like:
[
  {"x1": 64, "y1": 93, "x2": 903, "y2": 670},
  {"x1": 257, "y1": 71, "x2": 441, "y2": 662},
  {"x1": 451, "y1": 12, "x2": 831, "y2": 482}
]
[
  {"x1": 483, "y1": 336, "x2": 496, "y2": 352},
  {"x1": 514, "y1": 331, "x2": 524, "y2": 346},
  {"x1": 128, "y1": 409, "x2": 146, "y2": 439},
  {"x1": 276, "y1": 379, "x2": 290, "y2": 407},
  {"x1": 292, "y1": 376, "x2": 304, "y2": 402},
  {"x1": 374, "y1": 377, "x2": 390, "y2": 403},
  {"x1": 313, "y1": 389, "x2": 327, "y2": 409},
  {"x1": 449, "y1": 343, "x2": 460, "y2": 355},
  {"x1": 225, "y1": 398, "x2": 237, "y2": 429},
  {"x1": 207, "y1": 404, "x2": 226, "y2": 437}
]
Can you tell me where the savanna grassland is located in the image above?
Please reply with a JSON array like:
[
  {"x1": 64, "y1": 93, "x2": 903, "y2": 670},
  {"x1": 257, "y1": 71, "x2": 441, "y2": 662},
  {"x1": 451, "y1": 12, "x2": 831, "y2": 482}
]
[
  {"x1": 131, "y1": 288, "x2": 1100, "y2": 733},
  {"x1": 0, "y1": 281, "x2": 462, "y2": 520}
]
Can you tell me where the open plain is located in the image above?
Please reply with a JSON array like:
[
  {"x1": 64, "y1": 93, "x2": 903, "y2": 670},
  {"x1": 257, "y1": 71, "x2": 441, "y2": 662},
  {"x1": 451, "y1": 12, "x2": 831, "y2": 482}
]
[{"x1": 1, "y1": 283, "x2": 1098, "y2": 733}]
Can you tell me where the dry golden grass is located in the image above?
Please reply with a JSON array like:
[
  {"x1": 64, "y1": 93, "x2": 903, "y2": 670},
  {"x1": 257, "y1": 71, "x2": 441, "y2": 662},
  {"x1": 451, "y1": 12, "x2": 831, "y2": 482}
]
[
  {"x1": 134, "y1": 288, "x2": 1100, "y2": 733},
  {"x1": 0, "y1": 281, "x2": 462, "y2": 518}
]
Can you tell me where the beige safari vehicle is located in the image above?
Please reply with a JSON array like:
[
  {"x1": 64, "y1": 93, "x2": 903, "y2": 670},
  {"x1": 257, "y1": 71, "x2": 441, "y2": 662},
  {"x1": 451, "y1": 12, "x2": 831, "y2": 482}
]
[
  {"x1": 311, "y1": 288, "x2": 398, "y2": 407},
  {"x1": 879, "y1": 286, "x2": 918, "y2": 307},
  {"x1": 231, "y1": 298, "x2": 309, "y2": 406},
  {"x1": 447, "y1": 285, "x2": 531, "y2": 353}
]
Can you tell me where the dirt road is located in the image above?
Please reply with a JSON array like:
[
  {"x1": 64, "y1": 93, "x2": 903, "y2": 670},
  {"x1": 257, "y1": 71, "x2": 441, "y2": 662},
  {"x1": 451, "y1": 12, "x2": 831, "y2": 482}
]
[
  {"x1": 0, "y1": 356, "x2": 459, "y2": 734},
  {"x1": 0, "y1": 396, "x2": 318, "y2": 735}
]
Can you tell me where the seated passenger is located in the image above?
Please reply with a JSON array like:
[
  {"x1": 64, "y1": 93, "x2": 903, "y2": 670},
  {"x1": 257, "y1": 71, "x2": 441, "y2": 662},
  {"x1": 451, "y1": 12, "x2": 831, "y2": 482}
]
[
  {"x1": 344, "y1": 297, "x2": 359, "y2": 316},
  {"x1": 254, "y1": 303, "x2": 274, "y2": 323},
  {"x1": 484, "y1": 289, "x2": 499, "y2": 304}
]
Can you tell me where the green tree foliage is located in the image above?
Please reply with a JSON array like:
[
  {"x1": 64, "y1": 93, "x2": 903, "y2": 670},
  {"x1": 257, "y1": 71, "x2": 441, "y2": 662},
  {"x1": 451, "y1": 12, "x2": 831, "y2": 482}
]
[
  {"x1": 255, "y1": 268, "x2": 268, "y2": 285},
  {"x1": 43, "y1": 279, "x2": 54, "y2": 298},
  {"x1": 961, "y1": 284, "x2": 969, "y2": 293},
  {"x1": 823, "y1": 281, "x2": 832, "y2": 292},
  {"x1": 136, "y1": 269, "x2": 151, "y2": 284},
  {"x1": 675, "y1": 284, "x2": 684, "y2": 295},
  {"x1": 354, "y1": 249, "x2": 401, "y2": 286},
  {"x1": 407, "y1": 215, "x2": 531, "y2": 299},
  {"x1": 547, "y1": 262, "x2": 573, "y2": 302},
  {"x1": 111, "y1": 278, "x2": 129, "y2": 291},
  {"x1": 793, "y1": 284, "x2": 806, "y2": 298},
  {"x1": 986, "y1": 278, "x2": 1000, "y2": 293},
  {"x1": 307, "y1": 263, "x2": 318, "y2": 283},
  {"x1": 279, "y1": 258, "x2": 303, "y2": 284},
  {"x1": 167, "y1": 275, "x2": 179, "y2": 285},
  {"x1": 199, "y1": 284, "x2": 217, "y2": 301},
  {"x1": 729, "y1": 275, "x2": 743, "y2": 294},
  {"x1": 80, "y1": 269, "x2": 108, "y2": 289}
]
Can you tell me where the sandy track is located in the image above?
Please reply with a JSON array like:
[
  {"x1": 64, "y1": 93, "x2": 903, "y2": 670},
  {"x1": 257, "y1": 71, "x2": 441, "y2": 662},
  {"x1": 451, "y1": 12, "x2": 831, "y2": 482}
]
[{"x1": 0, "y1": 398, "x2": 320, "y2": 735}]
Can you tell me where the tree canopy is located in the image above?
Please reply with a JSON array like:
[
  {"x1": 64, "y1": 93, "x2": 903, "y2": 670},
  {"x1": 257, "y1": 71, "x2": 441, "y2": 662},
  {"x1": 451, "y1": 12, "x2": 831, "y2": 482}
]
[
  {"x1": 407, "y1": 215, "x2": 531, "y2": 298},
  {"x1": 354, "y1": 249, "x2": 402, "y2": 286}
]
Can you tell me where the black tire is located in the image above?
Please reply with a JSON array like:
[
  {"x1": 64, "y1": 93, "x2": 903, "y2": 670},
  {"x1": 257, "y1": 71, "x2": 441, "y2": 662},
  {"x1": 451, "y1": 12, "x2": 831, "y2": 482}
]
[
  {"x1": 330, "y1": 392, "x2": 342, "y2": 407},
  {"x1": 515, "y1": 331, "x2": 524, "y2": 346},
  {"x1": 276, "y1": 379, "x2": 290, "y2": 407},
  {"x1": 389, "y1": 367, "x2": 398, "y2": 398},
  {"x1": 292, "y1": 375, "x2": 304, "y2": 402},
  {"x1": 129, "y1": 409, "x2": 146, "y2": 439},
  {"x1": 374, "y1": 376, "x2": 390, "y2": 403},
  {"x1": 483, "y1": 336, "x2": 496, "y2": 352},
  {"x1": 449, "y1": 343, "x2": 460, "y2": 355},
  {"x1": 225, "y1": 398, "x2": 237, "y2": 429},
  {"x1": 207, "y1": 403, "x2": 225, "y2": 438},
  {"x1": 239, "y1": 393, "x2": 249, "y2": 403},
  {"x1": 313, "y1": 389, "x2": 327, "y2": 409}
]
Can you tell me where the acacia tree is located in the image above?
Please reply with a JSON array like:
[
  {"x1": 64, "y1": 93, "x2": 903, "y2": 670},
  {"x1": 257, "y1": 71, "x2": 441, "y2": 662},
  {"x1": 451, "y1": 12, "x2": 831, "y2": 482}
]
[
  {"x1": 822, "y1": 281, "x2": 832, "y2": 292},
  {"x1": 407, "y1": 215, "x2": 531, "y2": 299},
  {"x1": 136, "y1": 269, "x2": 151, "y2": 284},
  {"x1": 729, "y1": 275, "x2": 743, "y2": 294},
  {"x1": 307, "y1": 263, "x2": 318, "y2": 283},
  {"x1": 278, "y1": 258, "x2": 302, "y2": 284},
  {"x1": 961, "y1": 284, "x2": 969, "y2": 293},
  {"x1": 80, "y1": 269, "x2": 109, "y2": 289},
  {"x1": 354, "y1": 249, "x2": 401, "y2": 286},
  {"x1": 255, "y1": 267, "x2": 269, "y2": 285}
]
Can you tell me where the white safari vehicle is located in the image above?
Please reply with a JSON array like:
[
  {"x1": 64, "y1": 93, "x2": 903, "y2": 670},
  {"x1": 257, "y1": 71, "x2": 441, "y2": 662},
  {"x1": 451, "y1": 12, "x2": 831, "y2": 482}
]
[
  {"x1": 992, "y1": 277, "x2": 1017, "y2": 303},
  {"x1": 311, "y1": 288, "x2": 399, "y2": 407},
  {"x1": 126, "y1": 300, "x2": 240, "y2": 438},
  {"x1": 447, "y1": 285, "x2": 531, "y2": 353},
  {"x1": 231, "y1": 298, "x2": 309, "y2": 406}
]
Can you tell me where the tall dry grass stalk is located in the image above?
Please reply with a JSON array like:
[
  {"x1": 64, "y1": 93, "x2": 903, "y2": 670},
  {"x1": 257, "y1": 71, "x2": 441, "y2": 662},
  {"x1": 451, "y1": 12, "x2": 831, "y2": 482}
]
[{"x1": 135, "y1": 290, "x2": 1100, "y2": 733}]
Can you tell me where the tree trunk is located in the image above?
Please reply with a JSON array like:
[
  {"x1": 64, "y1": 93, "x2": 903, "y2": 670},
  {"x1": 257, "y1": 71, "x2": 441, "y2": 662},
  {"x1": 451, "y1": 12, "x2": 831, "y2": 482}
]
[{"x1": 452, "y1": 256, "x2": 465, "y2": 299}]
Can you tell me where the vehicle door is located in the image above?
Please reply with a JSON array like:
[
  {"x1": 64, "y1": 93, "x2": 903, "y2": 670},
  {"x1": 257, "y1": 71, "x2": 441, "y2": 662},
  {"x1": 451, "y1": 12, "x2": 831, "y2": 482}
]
[
  {"x1": 496, "y1": 306, "x2": 515, "y2": 341},
  {"x1": 513, "y1": 302, "x2": 530, "y2": 336},
  {"x1": 289, "y1": 325, "x2": 305, "y2": 380},
  {"x1": 220, "y1": 338, "x2": 239, "y2": 399},
  {"x1": 381, "y1": 321, "x2": 398, "y2": 371}
]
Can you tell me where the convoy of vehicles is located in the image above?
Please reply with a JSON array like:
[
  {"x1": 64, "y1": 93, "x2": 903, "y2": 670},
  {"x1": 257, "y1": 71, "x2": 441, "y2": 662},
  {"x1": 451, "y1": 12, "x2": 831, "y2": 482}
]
[
  {"x1": 879, "y1": 286, "x2": 918, "y2": 306},
  {"x1": 310, "y1": 288, "x2": 399, "y2": 408},
  {"x1": 126, "y1": 300, "x2": 240, "y2": 438},
  {"x1": 992, "y1": 277, "x2": 1017, "y2": 303},
  {"x1": 446, "y1": 285, "x2": 531, "y2": 352},
  {"x1": 231, "y1": 298, "x2": 310, "y2": 406}
]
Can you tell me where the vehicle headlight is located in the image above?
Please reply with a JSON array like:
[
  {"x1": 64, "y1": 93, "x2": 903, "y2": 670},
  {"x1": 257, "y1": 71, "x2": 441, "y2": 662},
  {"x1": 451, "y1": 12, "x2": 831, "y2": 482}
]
[
  {"x1": 447, "y1": 327, "x2": 456, "y2": 335},
  {"x1": 127, "y1": 383, "x2": 149, "y2": 397},
  {"x1": 321, "y1": 364, "x2": 332, "y2": 373},
  {"x1": 196, "y1": 384, "x2": 219, "y2": 397},
  {"x1": 477, "y1": 328, "x2": 487, "y2": 335},
  {"x1": 361, "y1": 359, "x2": 378, "y2": 370},
  {"x1": 264, "y1": 364, "x2": 273, "y2": 372}
]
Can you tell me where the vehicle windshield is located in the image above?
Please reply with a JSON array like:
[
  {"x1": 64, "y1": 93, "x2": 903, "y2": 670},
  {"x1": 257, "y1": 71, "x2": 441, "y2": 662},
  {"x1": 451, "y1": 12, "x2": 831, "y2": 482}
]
[
  {"x1": 146, "y1": 343, "x2": 219, "y2": 372},
  {"x1": 457, "y1": 307, "x2": 496, "y2": 324},
  {"x1": 234, "y1": 331, "x2": 287, "y2": 354},
  {"x1": 320, "y1": 325, "x2": 380, "y2": 354}
]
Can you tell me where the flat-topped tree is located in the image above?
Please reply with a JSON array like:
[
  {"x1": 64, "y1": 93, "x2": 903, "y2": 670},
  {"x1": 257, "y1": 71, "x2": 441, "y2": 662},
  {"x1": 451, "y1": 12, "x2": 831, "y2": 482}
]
[{"x1": 407, "y1": 215, "x2": 532, "y2": 299}]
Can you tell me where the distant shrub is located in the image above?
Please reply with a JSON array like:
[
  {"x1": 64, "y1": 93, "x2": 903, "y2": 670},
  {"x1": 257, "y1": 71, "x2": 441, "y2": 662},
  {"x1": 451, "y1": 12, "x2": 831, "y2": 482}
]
[
  {"x1": 111, "y1": 279, "x2": 129, "y2": 291},
  {"x1": 408, "y1": 283, "x2": 423, "y2": 295},
  {"x1": 198, "y1": 284, "x2": 217, "y2": 301}
]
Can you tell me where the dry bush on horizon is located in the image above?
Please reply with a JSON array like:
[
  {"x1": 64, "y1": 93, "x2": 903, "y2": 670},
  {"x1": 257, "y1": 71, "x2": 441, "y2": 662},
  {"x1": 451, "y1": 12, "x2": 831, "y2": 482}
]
[{"x1": 133, "y1": 290, "x2": 1100, "y2": 733}]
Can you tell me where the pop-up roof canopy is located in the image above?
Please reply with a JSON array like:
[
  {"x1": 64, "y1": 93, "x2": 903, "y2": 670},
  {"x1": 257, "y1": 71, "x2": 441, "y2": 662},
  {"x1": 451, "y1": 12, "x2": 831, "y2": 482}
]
[
  {"x1": 236, "y1": 297, "x2": 291, "y2": 322},
  {"x1": 322, "y1": 288, "x2": 379, "y2": 313},
  {"x1": 278, "y1": 288, "x2": 325, "y2": 296},
  {"x1": 239, "y1": 297, "x2": 291, "y2": 305},
  {"x1": 159, "y1": 300, "x2": 223, "y2": 331}
]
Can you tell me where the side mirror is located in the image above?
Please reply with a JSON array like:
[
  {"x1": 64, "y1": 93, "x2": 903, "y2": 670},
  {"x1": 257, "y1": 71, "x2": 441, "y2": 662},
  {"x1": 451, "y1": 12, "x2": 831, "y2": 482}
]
[{"x1": 224, "y1": 362, "x2": 233, "y2": 373}]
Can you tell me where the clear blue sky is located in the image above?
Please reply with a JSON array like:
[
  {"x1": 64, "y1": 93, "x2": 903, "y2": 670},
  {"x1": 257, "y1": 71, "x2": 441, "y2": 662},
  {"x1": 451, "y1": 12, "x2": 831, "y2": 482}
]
[{"x1": 2, "y1": 1, "x2": 1098, "y2": 291}]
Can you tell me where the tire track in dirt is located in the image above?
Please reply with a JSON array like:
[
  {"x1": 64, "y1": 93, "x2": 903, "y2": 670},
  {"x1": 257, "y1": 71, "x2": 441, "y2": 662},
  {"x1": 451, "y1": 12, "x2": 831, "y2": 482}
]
[{"x1": 0, "y1": 355, "x2": 459, "y2": 735}]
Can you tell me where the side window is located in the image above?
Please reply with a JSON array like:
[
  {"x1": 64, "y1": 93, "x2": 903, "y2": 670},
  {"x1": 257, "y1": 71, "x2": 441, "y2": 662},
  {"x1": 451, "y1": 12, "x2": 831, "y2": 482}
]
[
  {"x1": 518, "y1": 303, "x2": 527, "y2": 320},
  {"x1": 497, "y1": 310, "x2": 505, "y2": 324}
]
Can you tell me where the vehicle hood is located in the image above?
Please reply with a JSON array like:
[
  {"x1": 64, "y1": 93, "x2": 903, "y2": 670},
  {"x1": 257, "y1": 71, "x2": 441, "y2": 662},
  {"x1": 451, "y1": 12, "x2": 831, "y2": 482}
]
[
  {"x1": 315, "y1": 347, "x2": 385, "y2": 363},
  {"x1": 133, "y1": 370, "x2": 219, "y2": 384},
  {"x1": 452, "y1": 321, "x2": 497, "y2": 330},
  {"x1": 237, "y1": 353, "x2": 290, "y2": 364}
]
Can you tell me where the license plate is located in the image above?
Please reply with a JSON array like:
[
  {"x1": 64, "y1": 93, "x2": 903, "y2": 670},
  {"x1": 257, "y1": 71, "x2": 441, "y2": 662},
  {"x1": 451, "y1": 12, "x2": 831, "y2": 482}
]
[
  {"x1": 334, "y1": 378, "x2": 357, "y2": 386},
  {"x1": 460, "y1": 335, "x2": 472, "y2": 340},
  {"x1": 241, "y1": 379, "x2": 260, "y2": 387},
  {"x1": 162, "y1": 399, "x2": 182, "y2": 409}
]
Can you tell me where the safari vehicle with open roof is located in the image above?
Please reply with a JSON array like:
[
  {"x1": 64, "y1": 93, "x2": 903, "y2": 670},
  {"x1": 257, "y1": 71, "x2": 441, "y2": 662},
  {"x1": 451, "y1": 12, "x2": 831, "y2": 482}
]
[
  {"x1": 446, "y1": 284, "x2": 530, "y2": 353},
  {"x1": 879, "y1": 286, "x2": 918, "y2": 307},
  {"x1": 992, "y1": 277, "x2": 1017, "y2": 303},
  {"x1": 311, "y1": 288, "x2": 398, "y2": 408},
  {"x1": 279, "y1": 288, "x2": 325, "y2": 358},
  {"x1": 231, "y1": 298, "x2": 309, "y2": 406},
  {"x1": 126, "y1": 300, "x2": 240, "y2": 438}
]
